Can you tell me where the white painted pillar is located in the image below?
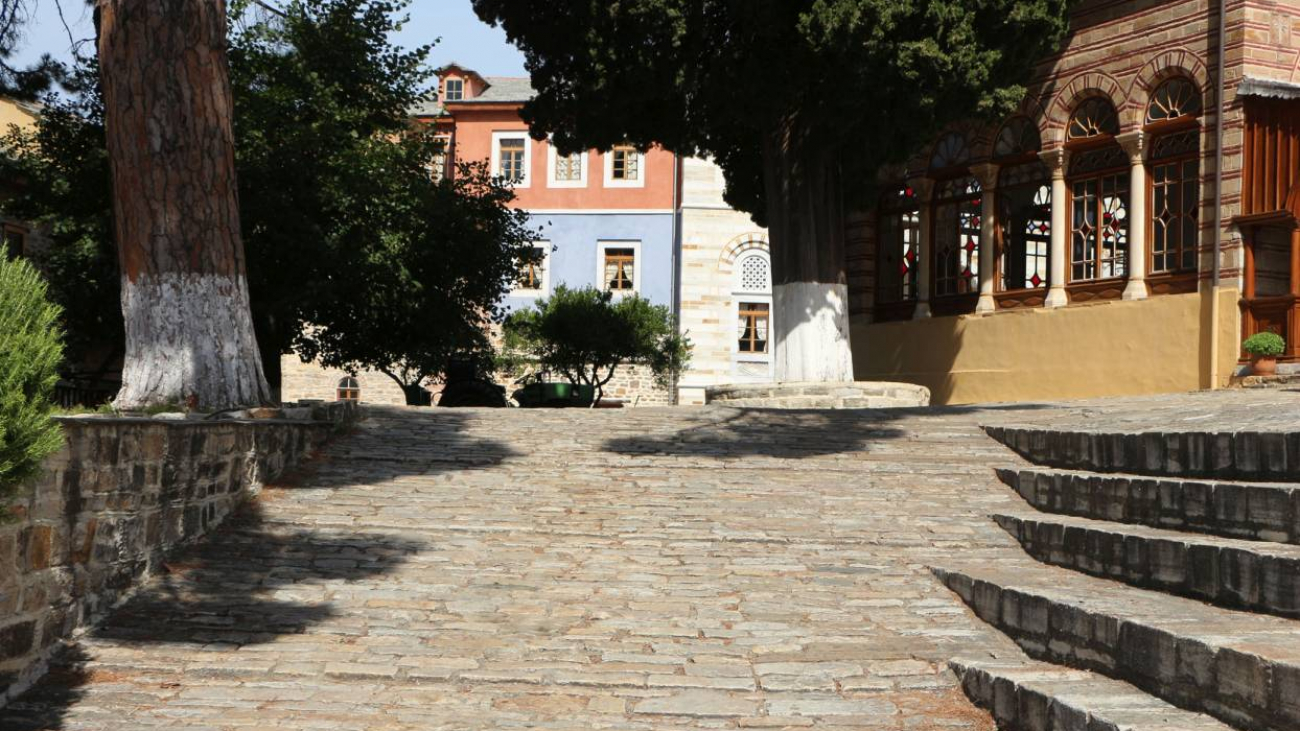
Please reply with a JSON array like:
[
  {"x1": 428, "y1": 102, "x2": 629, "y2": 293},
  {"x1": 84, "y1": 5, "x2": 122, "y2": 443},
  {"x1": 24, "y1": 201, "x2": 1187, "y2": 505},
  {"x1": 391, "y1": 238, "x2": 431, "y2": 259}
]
[
  {"x1": 1118, "y1": 130, "x2": 1149, "y2": 301},
  {"x1": 910, "y1": 178, "x2": 934, "y2": 319},
  {"x1": 971, "y1": 163, "x2": 1001, "y2": 314},
  {"x1": 1040, "y1": 149, "x2": 1070, "y2": 309}
]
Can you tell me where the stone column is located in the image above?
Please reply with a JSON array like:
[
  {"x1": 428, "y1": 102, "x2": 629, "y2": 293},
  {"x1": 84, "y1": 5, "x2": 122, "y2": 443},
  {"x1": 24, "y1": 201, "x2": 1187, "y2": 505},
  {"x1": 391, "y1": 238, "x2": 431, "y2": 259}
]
[
  {"x1": 970, "y1": 163, "x2": 1001, "y2": 314},
  {"x1": 909, "y1": 178, "x2": 934, "y2": 319},
  {"x1": 1039, "y1": 149, "x2": 1070, "y2": 309},
  {"x1": 1118, "y1": 130, "x2": 1148, "y2": 301}
]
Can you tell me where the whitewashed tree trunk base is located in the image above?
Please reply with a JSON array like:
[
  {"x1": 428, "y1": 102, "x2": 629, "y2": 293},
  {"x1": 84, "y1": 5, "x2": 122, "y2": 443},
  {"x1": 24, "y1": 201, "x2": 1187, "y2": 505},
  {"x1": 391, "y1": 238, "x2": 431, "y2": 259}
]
[
  {"x1": 773, "y1": 281, "x2": 854, "y2": 383},
  {"x1": 114, "y1": 273, "x2": 272, "y2": 410}
]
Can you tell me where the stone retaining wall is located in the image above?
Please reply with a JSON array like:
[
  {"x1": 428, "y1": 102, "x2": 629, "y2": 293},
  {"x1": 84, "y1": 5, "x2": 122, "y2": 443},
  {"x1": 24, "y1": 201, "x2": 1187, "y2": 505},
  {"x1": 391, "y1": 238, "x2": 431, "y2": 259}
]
[{"x1": 0, "y1": 410, "x2": 346, "y2": 704}]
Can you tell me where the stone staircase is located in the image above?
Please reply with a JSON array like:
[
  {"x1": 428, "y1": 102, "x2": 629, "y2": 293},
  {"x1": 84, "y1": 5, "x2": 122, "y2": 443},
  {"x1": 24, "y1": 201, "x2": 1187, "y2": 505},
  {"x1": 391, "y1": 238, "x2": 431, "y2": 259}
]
[{"x1": 936, "y1": 424, "x2": 1300, "y2": 731}]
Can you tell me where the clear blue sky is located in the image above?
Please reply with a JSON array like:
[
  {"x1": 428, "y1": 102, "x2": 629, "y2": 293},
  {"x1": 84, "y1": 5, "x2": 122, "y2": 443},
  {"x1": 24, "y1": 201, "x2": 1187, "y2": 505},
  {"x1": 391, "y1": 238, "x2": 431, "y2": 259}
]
[{"x1": 10, "y1": 0, "x2": 528, "y2": 79}]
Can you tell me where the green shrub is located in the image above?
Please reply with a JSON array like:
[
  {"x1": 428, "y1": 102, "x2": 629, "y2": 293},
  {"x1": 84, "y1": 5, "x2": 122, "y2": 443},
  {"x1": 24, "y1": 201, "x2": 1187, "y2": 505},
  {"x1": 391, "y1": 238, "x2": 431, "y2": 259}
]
[
  {"x1": 1242, "y1": 331, "x2": 1286, "y2": 358},
  {"x1": 0, "y1": 254, "x2": 65, "y2": 505},
  {"x1": 501, "y1": 285, "x2": 691, "y2": 404}
]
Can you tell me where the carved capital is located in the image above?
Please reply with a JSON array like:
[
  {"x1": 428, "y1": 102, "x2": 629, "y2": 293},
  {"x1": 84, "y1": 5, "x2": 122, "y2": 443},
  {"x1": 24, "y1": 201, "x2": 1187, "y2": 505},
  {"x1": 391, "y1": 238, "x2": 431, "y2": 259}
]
[
  {"x1": 1116, "y1": 130, "x2": 1147, "y2": 163},
  {"x1": 1038, "y1": 148, "x2": 1071, "y2": 178},
  {"x1": 969, "y1": 163, "x2": 1001, "y2": 192}
]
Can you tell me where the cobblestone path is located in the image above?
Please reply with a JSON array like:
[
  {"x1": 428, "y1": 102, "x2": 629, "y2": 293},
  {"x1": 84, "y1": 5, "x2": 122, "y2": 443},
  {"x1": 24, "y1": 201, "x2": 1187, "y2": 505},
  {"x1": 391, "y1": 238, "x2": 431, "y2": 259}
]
[{"x1": 5, "y1": 403, "x2": 1099, "y2": 730}]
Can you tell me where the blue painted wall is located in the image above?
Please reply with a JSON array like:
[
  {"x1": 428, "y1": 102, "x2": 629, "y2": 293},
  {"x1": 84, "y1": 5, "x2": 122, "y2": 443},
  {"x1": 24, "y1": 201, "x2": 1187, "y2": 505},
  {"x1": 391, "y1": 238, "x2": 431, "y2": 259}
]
[{"x1": 503, "y1": 211, "x2": 676, "y2": 312}]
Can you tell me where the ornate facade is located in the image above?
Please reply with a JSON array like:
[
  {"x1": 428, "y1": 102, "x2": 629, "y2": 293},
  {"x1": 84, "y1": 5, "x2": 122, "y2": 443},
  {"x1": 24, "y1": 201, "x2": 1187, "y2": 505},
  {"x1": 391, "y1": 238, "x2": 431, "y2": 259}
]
[{"x1": 848, "y1": 0, "x2": 1300, "y2": 404}]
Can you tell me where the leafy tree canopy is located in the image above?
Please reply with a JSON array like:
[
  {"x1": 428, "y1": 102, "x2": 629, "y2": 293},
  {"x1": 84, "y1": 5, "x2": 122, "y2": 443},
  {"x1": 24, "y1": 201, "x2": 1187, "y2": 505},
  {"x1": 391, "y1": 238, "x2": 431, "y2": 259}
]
[
  {"x1": 472, "y1": 0, "x2": 1073, "y2": 223},
  {"x1": 501, "y1": 285, "x2": 690, "y2": 404},
  {"x1": 2, "y1": 0, "x2": 539, "y2": 400}
]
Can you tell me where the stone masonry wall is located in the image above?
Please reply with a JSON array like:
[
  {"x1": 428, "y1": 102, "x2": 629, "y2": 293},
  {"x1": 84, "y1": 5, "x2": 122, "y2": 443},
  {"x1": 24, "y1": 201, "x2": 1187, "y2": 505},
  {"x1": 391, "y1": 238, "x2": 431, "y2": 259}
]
[{"x1": 0, "y1": 415, "x2": 337, "y2": 704}]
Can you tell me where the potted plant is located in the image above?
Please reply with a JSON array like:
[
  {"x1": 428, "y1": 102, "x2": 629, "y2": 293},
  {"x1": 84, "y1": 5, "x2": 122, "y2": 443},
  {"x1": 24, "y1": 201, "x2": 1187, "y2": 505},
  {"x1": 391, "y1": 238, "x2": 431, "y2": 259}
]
[{"x1": 1242, "y1": 331, "x2": 1286, "y2": 376}]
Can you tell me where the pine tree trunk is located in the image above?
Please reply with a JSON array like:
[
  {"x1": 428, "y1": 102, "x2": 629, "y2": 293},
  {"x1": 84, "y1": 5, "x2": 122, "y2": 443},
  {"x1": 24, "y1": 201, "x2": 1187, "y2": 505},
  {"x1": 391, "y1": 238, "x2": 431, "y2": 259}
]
[
  {"x1": 762, "y1": 117, "x2": 855, "y2": 383},
  {"x1": 98, "y1": 0, "x2": 271, "y2": 410}
]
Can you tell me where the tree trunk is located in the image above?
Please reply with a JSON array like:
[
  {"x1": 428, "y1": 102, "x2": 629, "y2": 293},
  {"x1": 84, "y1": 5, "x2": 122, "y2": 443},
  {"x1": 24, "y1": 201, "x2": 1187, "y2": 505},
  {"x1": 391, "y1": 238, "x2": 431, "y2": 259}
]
[
  {"x1": 98, "y1": 0, "x2": 271, "y2": 410},
  {"x1": 762, "y1": 116, "x2": 855, "y2": 383}
]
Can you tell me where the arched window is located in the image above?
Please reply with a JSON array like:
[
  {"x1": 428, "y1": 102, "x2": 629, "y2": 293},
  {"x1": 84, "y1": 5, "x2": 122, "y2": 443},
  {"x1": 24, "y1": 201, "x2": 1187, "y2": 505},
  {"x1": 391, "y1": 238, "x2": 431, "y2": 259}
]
[
  {"x1": 875, "y1": 185, "x2": 920, "y2": 320},
  {"x1": 733, "y1": 251, "x2": 773, "y2": 360},
  {"x1": 1146, "y1": 78, "x2": 1203, "y2": 278},
  {"x1": 930, "y1": 132, "x2": 971, "y2": 171},
  {"x1": 998, "y1": 162, "x2": 1052, "y2": 293},
  {"x1": 1066, "y1": 97, "x2": 1129, "y2": 286},
  {"x1": 994, "y1": 117, "x2": 1041, "y2": 160},
  {"x1": 337, "y1": 376, "x2": 360, "y2": 402},
  {"x1": 933, "y1": 175, "x2": 982, "y2": 298},
  {"x1": 993, "y1": 117, "x2": 1050, "y2": 302}
]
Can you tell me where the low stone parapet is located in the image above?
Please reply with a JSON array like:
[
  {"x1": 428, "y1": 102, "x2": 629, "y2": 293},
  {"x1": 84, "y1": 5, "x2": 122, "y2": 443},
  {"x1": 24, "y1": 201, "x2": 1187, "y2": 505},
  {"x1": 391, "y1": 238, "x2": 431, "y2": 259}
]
[
  {"x1": 704, "y1": 381, "x2": 931, "y2": 409},
  {"x1": 0, "y1": 404, "x2": 356, "y2": 704}
]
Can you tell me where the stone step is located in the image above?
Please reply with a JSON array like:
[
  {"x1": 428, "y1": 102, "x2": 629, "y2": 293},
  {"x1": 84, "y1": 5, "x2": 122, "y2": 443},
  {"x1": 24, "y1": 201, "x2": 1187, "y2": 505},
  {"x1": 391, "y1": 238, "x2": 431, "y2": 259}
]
[
  {"x1": 950, "y1": 657, "x2": 1236, "y2": 731},
  {"x1": 997, "y1": 467, "x2": 1300, "y2": 545},
  {"x1": 983, "y1": 425, "x2": 1300, "y2": 482},
  {"x1": 933, "y1": 560, "x2": 1300, "y2": 731},
  {"x1": 993, "y1": 510, "x2": 1300, "y2": 618}
]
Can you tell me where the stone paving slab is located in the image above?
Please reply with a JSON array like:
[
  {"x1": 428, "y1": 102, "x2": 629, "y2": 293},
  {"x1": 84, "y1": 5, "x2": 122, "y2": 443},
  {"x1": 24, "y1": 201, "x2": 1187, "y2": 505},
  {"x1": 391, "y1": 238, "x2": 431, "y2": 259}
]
[
  {"x1": 4, "y1": 392, "x2": 1299, "y2": 730},
  {"x1": 2, "y1": 405, "x2": 1038, "y2": 730}
]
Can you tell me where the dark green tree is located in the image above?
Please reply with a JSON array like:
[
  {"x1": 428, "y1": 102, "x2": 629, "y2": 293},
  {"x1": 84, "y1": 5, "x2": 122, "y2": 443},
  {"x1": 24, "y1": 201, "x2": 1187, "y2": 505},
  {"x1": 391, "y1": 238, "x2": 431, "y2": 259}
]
[
  {"x1": 472, "y1": 0, "x2": 1073, "y2": 382},
  {"x1": 1, "y1": 0, "x2": 539, "y2": 404},
  {"x1": 0, "y1": 253, "x2": 64, "y2": 504},
  {"x1": 295, "y1": 158, "x2": 539, "y2": 405},
  {"x1": 502, "y1": 285, "x2": 691, "y2": 405}
]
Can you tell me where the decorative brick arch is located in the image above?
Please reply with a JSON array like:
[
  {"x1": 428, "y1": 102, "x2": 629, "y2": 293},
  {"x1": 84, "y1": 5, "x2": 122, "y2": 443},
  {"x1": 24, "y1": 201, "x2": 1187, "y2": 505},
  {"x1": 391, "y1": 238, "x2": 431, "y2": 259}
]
[
  {"x1": 719, "y1": 233, "x2": 770, "y2": 270},
  {"x1": 1126, "y1": 49, "x2": 1211, "y2": 127},
  {"x1": 1044, "y1": 71, "x2": 1125, "y2": 147}
]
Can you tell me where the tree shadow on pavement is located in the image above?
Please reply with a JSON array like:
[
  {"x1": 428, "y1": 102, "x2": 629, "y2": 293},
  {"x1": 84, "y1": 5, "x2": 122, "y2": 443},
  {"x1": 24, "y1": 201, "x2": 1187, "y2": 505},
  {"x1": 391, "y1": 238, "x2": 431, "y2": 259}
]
[{"x1": 602, "y1": 407, "x2": 911, "y2": 460}]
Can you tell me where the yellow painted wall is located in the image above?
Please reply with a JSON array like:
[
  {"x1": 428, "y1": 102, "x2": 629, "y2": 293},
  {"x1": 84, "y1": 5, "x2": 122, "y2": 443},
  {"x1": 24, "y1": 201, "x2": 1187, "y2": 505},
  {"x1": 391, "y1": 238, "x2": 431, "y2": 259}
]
[
  {"x1": 0, "y1": 97, "x2": 38, "y2": 132},
  {"x1": 853, "y1": 287, "x2": 1241, "y2": 405}
]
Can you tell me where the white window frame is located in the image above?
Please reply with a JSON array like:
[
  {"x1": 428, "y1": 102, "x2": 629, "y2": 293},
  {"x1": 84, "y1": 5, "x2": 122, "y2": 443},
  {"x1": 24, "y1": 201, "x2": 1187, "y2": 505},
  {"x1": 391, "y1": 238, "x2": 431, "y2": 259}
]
[
  {"x1": 603, "y1": 146, "x2": 646, "y2": 188},
  {"x1": 597, "y1": 241, "x2": 642, "y2": 295},
  {"x1": 492, "y1": 131, "x2": 532, "y2": 188},
  {"x1": 732, "y1": 251, "x2": 774, "y2": 373},
  {"x1": 514, "y1": 242, "x2": 551, "y2": 296},
  {"x1": 444, "y1": 78, "x2": 464, "y2": 101},
  {"x1": 547, "y1": 146, "x2": 589, "y2": 188}
]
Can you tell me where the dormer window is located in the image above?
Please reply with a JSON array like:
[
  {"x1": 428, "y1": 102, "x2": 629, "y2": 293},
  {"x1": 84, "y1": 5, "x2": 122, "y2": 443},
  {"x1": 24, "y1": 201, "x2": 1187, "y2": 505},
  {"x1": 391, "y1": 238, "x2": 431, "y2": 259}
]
[{"x1": 445, "y1": 78, "x2": 464, "y2": 101}]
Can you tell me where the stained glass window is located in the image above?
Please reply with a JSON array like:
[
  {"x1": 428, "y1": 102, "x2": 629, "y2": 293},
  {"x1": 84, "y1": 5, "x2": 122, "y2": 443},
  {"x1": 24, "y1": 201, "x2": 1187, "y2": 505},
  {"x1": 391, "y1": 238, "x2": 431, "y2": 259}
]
[
  {"x1": 998, "y1": 163, "x2": 1051, "y2": 291},
  {"x1": 994, "y1": 118, "x2": 1041, "y2": 159},
  {"x1": 604, "y1": 248, "x2": 636, "y2": 291},
  {"x1": 1150, "y1": 128, "x2": 1201, "y2": 274},
  {"x1": 1071, "y1": 173, "x2": 1129, "y2": 281},
  {"x1": 876, "y1": 186, "x2": 920, "y2": 305},
  {"x1": 930, "y1": 132, "x2": 971, "y2": 170},
  {"x1": 1068, "y1": 98, "x2": 1120, "y2": 140},
  {"x1": 934, "y1": 176, "x2": 982, "y2": 297},
  {"x1": 737, "y1": 303, "x2": 770, "y2": 354},
  {"x1": 1147, "y1": 78, "x2": 1202, "y2": 123}
]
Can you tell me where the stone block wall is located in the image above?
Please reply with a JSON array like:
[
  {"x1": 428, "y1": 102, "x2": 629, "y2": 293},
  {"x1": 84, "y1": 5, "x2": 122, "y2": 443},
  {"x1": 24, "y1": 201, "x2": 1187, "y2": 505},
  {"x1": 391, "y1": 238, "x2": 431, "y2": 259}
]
[{"x1": 0, "y1": 415, "x2": 336, "y2": 704}]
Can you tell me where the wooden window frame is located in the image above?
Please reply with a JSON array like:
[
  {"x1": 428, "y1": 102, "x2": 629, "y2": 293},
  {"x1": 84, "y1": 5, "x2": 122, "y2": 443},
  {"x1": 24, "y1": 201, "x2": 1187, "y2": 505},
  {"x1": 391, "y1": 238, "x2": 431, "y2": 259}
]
[
  {"x1": 515, "y1": 242, "x2": 550, "y2": 295},
  {"x1": 337, "y1": 377, "x2": 360, "y2": 402},
  {"x1": 874, "y1": 186, "x2": 921, "y2": 322},
  {"x1": 492, "y1": 132, "x2": 531, "y2": 188},
  {"x1": 929, "y1": 173, "x2": 982, "y2": 316},
  {"x1": 737, "y1": 302, "x2": 770, "y2": 355},
  {"x1": 598, "y1": 242, "x2": 640, "y2": 294},
  {"x1": 1145, "y1": 120, "x2": 1202, "y2": 295},
  {"x1": 444, "y1": 78, "x2": 464, "y2": 101},
  {"x1": 993, "y1": 158, "x2": 1052, "y2": 309}
]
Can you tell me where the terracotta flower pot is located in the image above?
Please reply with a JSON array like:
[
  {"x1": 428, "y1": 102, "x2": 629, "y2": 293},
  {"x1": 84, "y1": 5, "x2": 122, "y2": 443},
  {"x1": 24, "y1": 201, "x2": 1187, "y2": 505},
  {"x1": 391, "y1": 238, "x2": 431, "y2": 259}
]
[{"x1": 1251, "y1": 355, "x2": 1278, "y2": 377}]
